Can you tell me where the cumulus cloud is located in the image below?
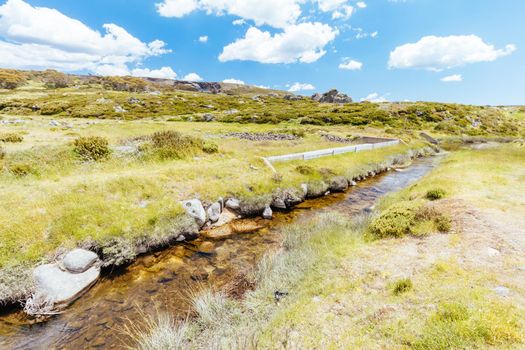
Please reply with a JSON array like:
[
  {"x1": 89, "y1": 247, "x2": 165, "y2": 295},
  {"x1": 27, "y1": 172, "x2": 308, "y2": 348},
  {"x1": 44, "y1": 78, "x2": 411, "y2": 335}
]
[
  {"x1": 331, "y1": 5, "x2": 354, "y2": 20},
  {"x1": 199, "y1": 35, "x2": 208, "y2": 43},
  {"x1": 440, "y1": 74, "x2": 462, "y2": 82},
  {"x1": 219, "y1": 22, "x2": 338, "y2": 64},
  {"x1": 360, "y1": 92, "x2": 389, "y2": 102},
  {"x1": 183, "y1": 72, "x2": 203, "y2": 81},
  {"x1": 356, "y1": 1, "x2": 367, "y2": 8},
  {"x1": 339, "y1": 59, "x2": 362, "y2": 70},
  {"x1": 232, "y1": 19, "x2": 246, "y2": 26},
  {"x1": 223, "y1": 78, "x2": 245, "y2": 84},
  {"x1": 131, "y1": 67, "x2": 177, "y2": 79},
  {"x1": 389, "y1": 35, "x2": 516, "y2": 71},
  {"x1": 288, "y1": 82, "x2": 315, "y2": 92},
  {"x1": 156, "y1": 0, "x2": 302, "y2": 28},
  {"x1": 0, "y1": 0, "x2": 169, "y2": 74}
]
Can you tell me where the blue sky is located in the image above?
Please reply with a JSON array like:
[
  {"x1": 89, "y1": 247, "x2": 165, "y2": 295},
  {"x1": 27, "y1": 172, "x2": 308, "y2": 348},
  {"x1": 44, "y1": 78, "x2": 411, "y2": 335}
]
[{"x1": 0, "y1": 0, "x2": 523, "y2": 105}]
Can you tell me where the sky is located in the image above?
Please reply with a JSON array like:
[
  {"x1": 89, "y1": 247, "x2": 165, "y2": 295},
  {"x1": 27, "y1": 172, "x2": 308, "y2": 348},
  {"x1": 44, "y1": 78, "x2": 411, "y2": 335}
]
[{"x1": 0, "y1": 0, "x2": 523, "y2": 105}]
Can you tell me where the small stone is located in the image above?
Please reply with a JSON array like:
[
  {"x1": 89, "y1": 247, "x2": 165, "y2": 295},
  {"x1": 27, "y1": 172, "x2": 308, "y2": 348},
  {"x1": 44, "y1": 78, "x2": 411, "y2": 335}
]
[
  {"x1": 207, "y1": 202, "x2": 222, "y2": 223},
  {"x1": 198, "y1": 241, "x2": 215, "y2": 254},
  {"x1": 271, "y1": 197, "x2": 287, "y2": 209},
  {"x1": 62, "y1": 249, "x2": 99, "y2": 274},
  {"x1": 263, "y1": 206, "x2": 273, "y2": 219},
  {"x1": 301, "y1": 183, "x2": 308, "y2": 195},
  {"x1": 493, "y1": 286, "x2": 510, "y2": 297},
  {"x1": 225, "y1": 198, "x2": 241, "y2": 211},
  {"x1": 349, "y1": 180, "x2": 357, "y2": 186}
]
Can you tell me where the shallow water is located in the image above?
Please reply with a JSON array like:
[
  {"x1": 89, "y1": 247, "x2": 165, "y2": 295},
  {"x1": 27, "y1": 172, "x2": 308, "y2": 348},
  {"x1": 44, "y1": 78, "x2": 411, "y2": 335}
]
[{"x1": 0, "y1": 156, "x2": 438, "y2": 349}]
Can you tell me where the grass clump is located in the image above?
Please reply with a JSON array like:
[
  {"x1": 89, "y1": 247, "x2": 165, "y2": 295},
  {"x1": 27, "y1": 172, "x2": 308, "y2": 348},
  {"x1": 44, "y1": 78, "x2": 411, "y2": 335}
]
[
  {"x1": 412, "y1": 301, "x2": 523, "y2": 349},
  {"x1": 9, "y1": 163, "x2": 35, "y2": 177},
  {"x1": 435, "y1": 215, "x2": 452, "y2": 233},
  {"x1": 426, "y1": 188, "x2": 446, "y2": 201},
  {"x1": 392, "y1": 278, "x2": 413, "y2": 295},
  {"x1": 0, "y1": 133, "x2": 23, "y2": 143},
  {"x1": 73, "y1": 136, "x2": 111, "y2": 161},
  {"x1": 0, "y1": 146, "x2": 5, "y2": 160},
  {"x1": 202, "y1": 141, "x2": 219, "y2": 154},
  {"x1": 369, "y1": 201, "x2": 417, "y2": 238},
  {"x1": 149, "y1": 131, "x2": 204, "y2": 160}
]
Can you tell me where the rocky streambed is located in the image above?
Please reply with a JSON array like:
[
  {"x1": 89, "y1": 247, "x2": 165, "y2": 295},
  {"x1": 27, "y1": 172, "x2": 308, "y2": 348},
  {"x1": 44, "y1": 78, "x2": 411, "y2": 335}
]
[{"x1": 0, "y1": 151, "x2": 439, "y2": 349}]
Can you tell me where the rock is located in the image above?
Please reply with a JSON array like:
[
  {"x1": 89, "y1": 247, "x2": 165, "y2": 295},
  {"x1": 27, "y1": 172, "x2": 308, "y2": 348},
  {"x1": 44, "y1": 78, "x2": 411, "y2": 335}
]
[
  {"x1": 349, "y1": 180, "x2": 357, "y2": 186},
  {"x1": 61, "y1": 249, "x2": 99, "y2": 274},
  {"x1": 311, "y1": 89, "x2": 352, "y2": 104},
  {"x1": 271, "y1": 197, "x2": 287, "y2": 209},
  {"x1": 198, "y1": 241, "x2": 215, "y2": 254},
  {"x1": 114, "y1": 105, "x2": 126, "y2": 113},
  {"x1": 128, "y1": 97, "x2": 142, "y2": 104},
  {"x1": 263, "y1": 206, "x2": 273, "y2": 219},
  {"x1": 49, "y1": 120, "x2": 60, "y2": 127},
  {"x1": 207, "y1": 202, "x2": 222, "y2": 223},
  {"x1": 27, "y1": 264, "x2": 100, "y2": 314},
  {"x1": 181, "y1": 199, "x2": 207, "y2": 227},
  {"x1": 272, "y1": 188, "x2": 305, "y2": 209},
  {"x1": 284, "y1": 94, "x2": 303, "y2": 101},
  {"x1": 329, "y1": 176, "x2": 349, "y2": 192},
  {"x1": 306, "y1": 181, "x2": 330, "y2": 198},
  {"x1": 213, "y1": 208, "x2": 238, "y2": 227},
  {"x1": 230, "y1": 220, "x2": 264, "y2": 234},
  {"x1": 225, "y1": 198, "x2": 241, "y2": 211},
  {"x1": 493, "y1": 286, "x2": 510, "y2": 297},
  {"x1": 202, "y1": 113, "x2": 215, "y2": 122},
  {"x1": 301, "y1": 183, "x2": 308, "y2": 195}
]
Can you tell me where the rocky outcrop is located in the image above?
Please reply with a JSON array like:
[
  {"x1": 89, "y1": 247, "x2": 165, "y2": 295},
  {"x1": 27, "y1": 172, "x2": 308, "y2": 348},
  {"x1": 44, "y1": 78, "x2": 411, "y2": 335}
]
[
  {"x1": 25, "y1": 249, "x2": 101, "y2": 315},
  {"x1": 271, "y1": 188, "x2": 305, "y2": 209},
  {"x1": 172, "y1": 81, "x2": 222, "y2": 94},
  {"x1": 312, "y1": 89, "x2": 352, "y2": 104}
]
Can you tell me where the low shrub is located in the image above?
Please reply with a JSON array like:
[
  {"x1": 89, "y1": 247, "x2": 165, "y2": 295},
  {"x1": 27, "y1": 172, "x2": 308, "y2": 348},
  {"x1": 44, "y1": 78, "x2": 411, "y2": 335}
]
[
  {"x1": 9, "y1": 163, "x2": 34, "y2": 177},
  {"x1": 435, "y1": 215, "x2": 452, "y2": 232},
  {"x1": 369, "y1": 202, "x2": 417, "y2": 238},
  {"x1": 0, "y1": 133, "x2": 23, "y2": 143},
  {"x1": 149, "y1": 131, "x2": 204, "y2": 160},
  {"x1": 392, "y1": 278, "x2": 413, "y2": 295},
  {"x1": 0, "y1": 146, "x2": 5, "y2": 160},
  {"x1": 73, "y1": 136, "x2": 111, "y2": 161},
  {"x1": 202, "y1": 141, "x2": 219, "y2": 154},
  {"x1": 426, "y1": 188, "x2": 446, "y2": 201}
]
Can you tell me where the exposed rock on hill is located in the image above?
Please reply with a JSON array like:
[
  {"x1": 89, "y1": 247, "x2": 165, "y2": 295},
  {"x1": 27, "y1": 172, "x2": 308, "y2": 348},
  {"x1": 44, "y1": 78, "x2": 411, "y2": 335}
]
[{"x1": 312, "y1": 89, "x2": 353, "y2": 104}]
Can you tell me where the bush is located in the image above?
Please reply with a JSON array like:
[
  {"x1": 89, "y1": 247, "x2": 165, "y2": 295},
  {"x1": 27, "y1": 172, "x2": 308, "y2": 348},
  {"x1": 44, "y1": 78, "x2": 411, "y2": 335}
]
[
  {"x1": 41, "y1": 69, "x2": 73, "y2": 89},
  {"x1": 0, "y1": 146, "x2": 5, "y2": 160},
  {"x1": 435, "y1": 215, "x2": 452, "y2": 232},
  {"x1": 9, "y1": 163, "x2": 34, "y2": 177},
  {"x1": 149, "y1": 131, "x2": 203, "y2": 160},
  {"x1": 73, "y1": 136, "x2": 111, "y2": 161},
  {"x1": 426, "y1": 188, "x2": 446, "y2": 201},
  {"x1": 0, "y1": 69, "x2": 26, "y2": 89},
  {"x1": 392, "y1": 278, "x2": 413, "y2": 295},
  {"x1": 369, "y1": 202, "x2": 417, "y2": 238},
  {"x1": 0, "y1": 133, "x2": 23, "y2": 143},
  {"x1": 202, "y1": 141, "x2": 219, "y2": 154}
]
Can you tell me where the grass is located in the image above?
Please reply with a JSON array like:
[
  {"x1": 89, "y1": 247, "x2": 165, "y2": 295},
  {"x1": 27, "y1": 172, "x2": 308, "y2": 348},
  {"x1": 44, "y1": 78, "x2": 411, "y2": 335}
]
[{"x1": 130, "y1": 144, "x2": 525, "y2": 349}]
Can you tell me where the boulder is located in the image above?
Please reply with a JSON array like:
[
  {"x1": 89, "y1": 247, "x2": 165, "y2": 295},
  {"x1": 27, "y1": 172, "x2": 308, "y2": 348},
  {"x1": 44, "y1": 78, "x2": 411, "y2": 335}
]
[
  {"x1": 329, "y1": 176, "x2": 349, "y2": 192},
  {"x1": 27, "y1": 263, "x2": 100, "y2": 314},
  {"x1": 61, "y1": 249, "x2": 99, "y2": 274},
  {"x1": 271, "y1": 188, "x2": 305, "y2": 209},
  {"x1": 181, "y1": 199, "x2": 207, "y2": 227},
  {"x1": 225, "y1": 198, "x2": 241, "y2": 211},
  {"x1": 207, "y1": 202, "x2": 222, "y2": 223},
  {"x1": 306, "y1": 181, "x2": 330, "y2": 198},
  {"x1": 311, "y1": 89, "x2": 352, "y2": 104},
  {"x1": 263, "y1": 206, "x2": 273, "y2": 219}
]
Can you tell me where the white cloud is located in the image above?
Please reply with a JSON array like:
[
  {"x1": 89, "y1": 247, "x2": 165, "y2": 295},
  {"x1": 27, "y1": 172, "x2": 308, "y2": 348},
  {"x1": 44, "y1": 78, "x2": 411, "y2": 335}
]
[
  {"x1": 223, "y1": 78, "x2": 245, "y2": 84},
  {"x1": 389, "y1": 35, "x2": 516, "y2": 71},
  {"x1": 131, "y1": 67, "x2": 177, "y2": 79},
  {"x1": 256, "y1": 84, "x2": 270, "y2": 89},
  {"x1": 360, "y1": 92, "x2": 389, "y2": 103},
  {"x1": 288, "y1": 82, "x2": 315, "y2": 92},
  {"x1": 317, "y1": 0, "x2": 347, "y2": 12},
  {"x1": 331, "y1": 5, "x2": 354, "y2": 20},
  {"x1": 232, "y1": 19, "x2": 246, "y2": 26},
  {"x1": 0, "y1": 0, "x2": 169, "y2": 74},
  {"x1": 156, "y1": 0, "x2": 302, "y2": 29},
  {"x1": 339, "y1": 59, "x2": 362, "y2": 70},
  {"x1": 199, "y1": 35, "x2": 208, "y2": 43},
  {"x1": 183, "y1": 72, "x2": 203, "y2": 81},
  {"x1": 93, "y1": 64, "x2": 130, "y2": 77},
  {"x1": 440, "y1": 74, "x2": 462, "y2": 82},
  {"x1": 356, "y1": 1, "x2": 367, "y2": 8},
  {"x1": 219, "y1": 22, "x2": 338, "y2": 64}
]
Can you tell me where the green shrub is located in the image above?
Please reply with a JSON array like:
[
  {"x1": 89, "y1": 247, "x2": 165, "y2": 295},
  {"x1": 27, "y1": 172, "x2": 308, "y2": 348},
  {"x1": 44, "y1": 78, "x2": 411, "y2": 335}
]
[
  {"x1": 435, "y1": 215, "x2": 452, "y2": 232},
  {"x1": 202, "y1": 141, "x2": 219, "y2": 154},
  {"x1": 150, "y1": 131, "x2": 203, "y2": 160},
  {"x1": 9, "y1": 163, "x2": 34, "y2": 177},
  {"x1": 392, "y1": 278, "x2": 413, "y2": 295},
  {"x1": 434, "y1": 302, "x2": 469, "y2": 322},
  {"x1": 0, "y1": 146, "x2": 5, "y2": 160},
  {"x1": 73, "y1": 136, "x2": 111, "y2": 161},
  {"x1": 426, "y1": 188, "x2": 446, "y2": 201},
  {"x1": 369, "y1": 202, "x2": 417, "y2": 238},
  {"x1": 0, "y1": 133, "x2": 23, "y2": 143}
]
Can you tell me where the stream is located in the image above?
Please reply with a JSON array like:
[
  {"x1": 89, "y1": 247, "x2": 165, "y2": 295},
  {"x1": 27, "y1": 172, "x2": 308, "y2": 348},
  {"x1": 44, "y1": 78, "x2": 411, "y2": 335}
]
[{"x1": 0, "y1": 156, "x2": 438, "y2": 349}]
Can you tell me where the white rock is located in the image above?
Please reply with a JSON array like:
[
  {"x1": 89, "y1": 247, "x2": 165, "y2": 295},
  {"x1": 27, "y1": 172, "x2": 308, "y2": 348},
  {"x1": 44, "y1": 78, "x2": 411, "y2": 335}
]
[
  {"x1": 29, "y1": 263, "x2": 100, "y2": 312},
  {"x1": 62, "y1": 249, "x2": 99, "y2": 274},
  {"x1": 181, "y1": 199, "x2": 207, "y2": 227},
  {"x1": 349, "y1": 180, "x2": 357, "y2": 186},
  {"x1": 207, "y1": 202, "x2": 222, "y2": 223},
  {"x1": 493, "y1": 286, "x2": 510, "y2": 297},
  {"x1": 263, "y1": 206, "x2": 273, "y2": 219},
  {"x1": 225, "y1": 198, "x2": 241, "y2": 211},
  {"x1": 301, "y1": 184, "x2": 308, "y2": 195}
]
